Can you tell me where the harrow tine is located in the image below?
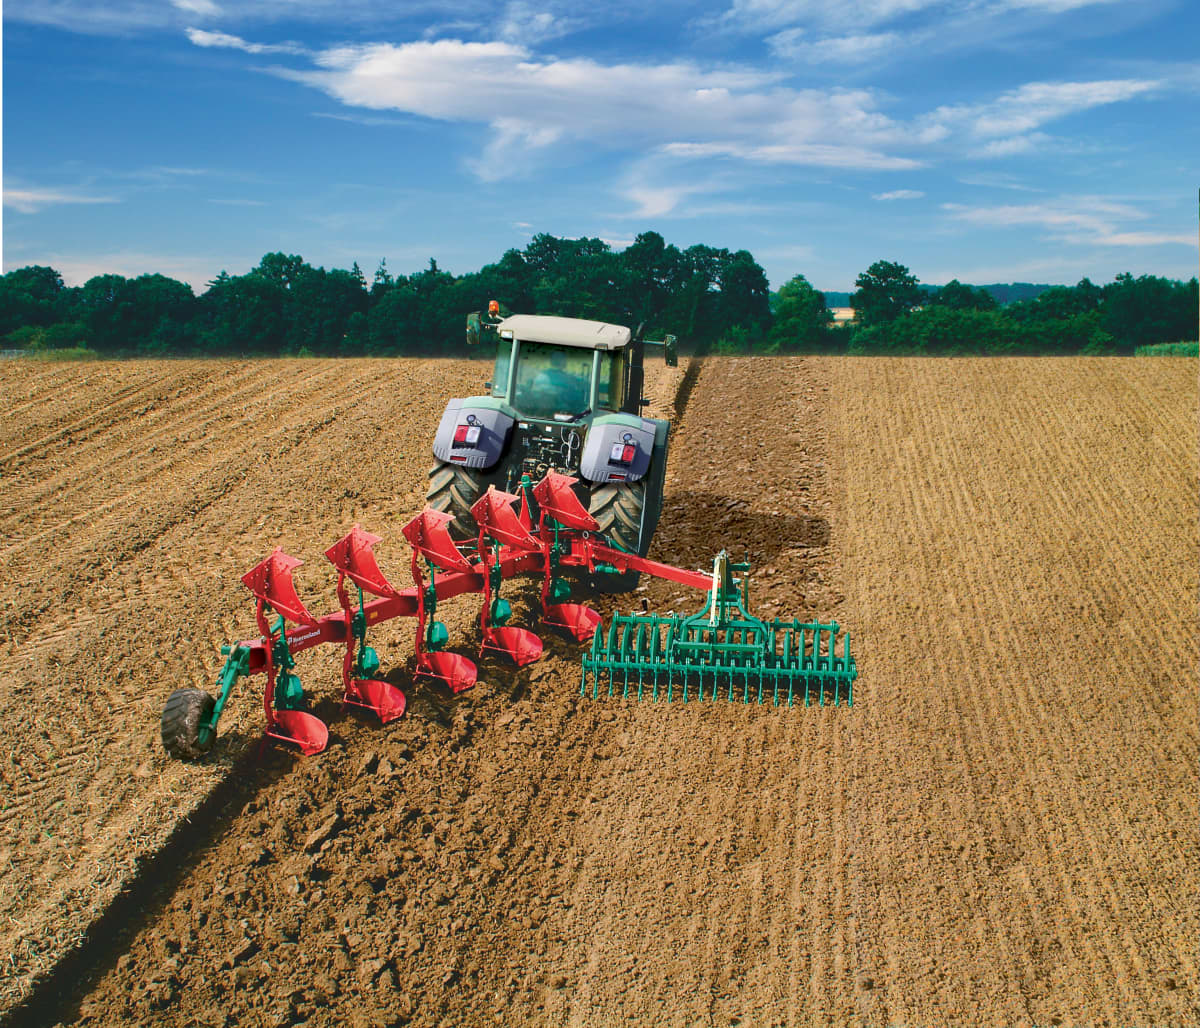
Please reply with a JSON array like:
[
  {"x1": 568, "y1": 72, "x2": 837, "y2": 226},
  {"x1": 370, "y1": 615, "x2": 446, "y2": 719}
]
[
  {"x1": 325, "y1": 524, "x2": 400, "y2": 598},
  {"x1": 241, "y1": 548, "x2": 318, "y2": 626},
  {"x1": 401, "y1": 509, "x2": 475, "y2": 574},
  {"x1": 470, "y1": 487, "x2": 540, "y2": 550},
  {"x1": 532, "y1": 471, "x2": 599, "y2": 532},
  {"x1": 580, "y1": 563, "x2": 857, "y2": 709}
]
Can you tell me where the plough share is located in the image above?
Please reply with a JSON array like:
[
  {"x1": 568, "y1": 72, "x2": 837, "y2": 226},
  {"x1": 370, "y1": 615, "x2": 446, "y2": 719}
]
[{"x1": 161, "y1": 472, "x2": 856, "y2": 760}]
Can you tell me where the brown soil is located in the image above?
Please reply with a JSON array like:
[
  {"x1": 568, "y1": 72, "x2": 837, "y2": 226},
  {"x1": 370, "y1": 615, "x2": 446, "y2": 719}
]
[{"x1": 0, "y1": 356, "x2": 1194, "y2": 1027}]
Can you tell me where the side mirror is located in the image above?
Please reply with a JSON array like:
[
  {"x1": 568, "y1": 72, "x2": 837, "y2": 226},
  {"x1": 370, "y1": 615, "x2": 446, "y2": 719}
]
[
  {"x1": 663, "y1": 334, "x2": 678, "y2": 368},
  {"x1": 466, "y1": 312, "x2": 481, "y2": 347}
]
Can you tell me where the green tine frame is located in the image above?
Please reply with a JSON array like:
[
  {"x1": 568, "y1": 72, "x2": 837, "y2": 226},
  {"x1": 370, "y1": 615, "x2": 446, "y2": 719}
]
[{"x1": 580, "y1": 554, "x2": 856, "y2": 707}]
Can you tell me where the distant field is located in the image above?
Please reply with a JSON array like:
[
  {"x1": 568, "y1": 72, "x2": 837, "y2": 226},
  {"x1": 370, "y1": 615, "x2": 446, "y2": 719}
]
[{"x1": 1134, "y1": 340, "x2": 1198, "y2": 356}]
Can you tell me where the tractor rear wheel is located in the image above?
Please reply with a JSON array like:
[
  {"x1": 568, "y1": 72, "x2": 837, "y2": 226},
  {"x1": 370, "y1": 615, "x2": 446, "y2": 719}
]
[
  {"x1": 426, "y1": 462, "x2": 486, "y2": 540},
  {"x1": 161, "y1": 688, "x2": 216, "y2": 761},
  {"x1": 588, "y1": 480, "x2": 645, "y2": 592}
]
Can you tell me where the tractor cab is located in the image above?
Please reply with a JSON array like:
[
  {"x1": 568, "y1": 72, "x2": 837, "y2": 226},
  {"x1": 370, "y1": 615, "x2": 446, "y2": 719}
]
[
  {"x1": 487, "y1": 315, "x2": 631, "y2": 421},
  {"x1": 436, "y1": 304, "x2": 678, "y2": 569}
]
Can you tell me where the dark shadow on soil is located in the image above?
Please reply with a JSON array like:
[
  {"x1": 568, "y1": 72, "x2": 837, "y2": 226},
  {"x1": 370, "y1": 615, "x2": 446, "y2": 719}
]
[
  {"x1": 4, "y1": 663, "x2": 485, "y2": 1028},
  {"x1": 654, "y1": 490, "x2": 830, "y2": 566},
  {"x1": 1, "y1": 744, "x2": 290, "y2": 1028}
]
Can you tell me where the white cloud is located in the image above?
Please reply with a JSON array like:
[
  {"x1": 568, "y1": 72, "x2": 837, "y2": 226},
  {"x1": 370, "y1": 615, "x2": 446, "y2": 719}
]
[
  {"x1": 4, "y1": 187, "x2": 119, "y2": 214},
  {"x1": 873, "y1": 189, "x2": 924, "y2": 200},
  {"x1": 0, "y1": 1, "x2": 446, "y2": 34},
  {"x1": 768, "y1": 28, "x2": 910, "y2": 63},
  {"x1": 717, "y1": 0, "x2": 933, "y2": 33},
  {"x1": 171, "y1": 0, "x2": 222, "y2": 15},
  {"x1": 186, "y1": 27, "x2": 310, "y2": 55},
  {"x1": 497, "y1": 2, "x2": 579, "y2": 43},
  {"x1": 261, "y1": 37, "x2": 929, "y2": 176},
  {"x1": 941, "y1": 198, "x2": 1195, "y2": 249},
  {"x1": 661, "y1": 140, "x2": 922, "y2": 170},
  {"x1": 623, "y1": 181, "x2": 710, "y2": 218},
  {"x1": 180, "y1": 32, "x2": 1166, "y2": 188},
  {"x1": 957, "y1": 173, "x2": 1045, "y2": 192},
  {"x1": 719, "y1": 0, "x2": 1126, "y2": 33},
  {"x1": 923, "y1": 79, "x2": 1160, "y2": 141},
  {"x1": 1098, "y1": 232, "x2": 1195, "y2": 247},
  {"x1": 973, "y1": 133, "x2": 1051, "y2": 157},
  {"x1": 467, "y1": 118, "x2": 564, "y2": 181},
  {"x1": 3, "y1": 1, "x2": 170, "y2": 33},
  {"x1": 311, "y1": 111, "x2": 419, "y2": 127},
  {"x1": 1003, "y1": 0, "x2": 1124, "y2": 10}
]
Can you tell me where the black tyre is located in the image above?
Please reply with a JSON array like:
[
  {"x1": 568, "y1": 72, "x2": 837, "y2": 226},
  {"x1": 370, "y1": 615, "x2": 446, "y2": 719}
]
[
  {"x1": 161, "y1": 688, "x2": 216, "y2": 761},
  {"x1": 426, "y1": 462, "x2": 487, "y2": 540},
  {"x1": 588, "y1": 480, "x2": 646, "y2": 592}
]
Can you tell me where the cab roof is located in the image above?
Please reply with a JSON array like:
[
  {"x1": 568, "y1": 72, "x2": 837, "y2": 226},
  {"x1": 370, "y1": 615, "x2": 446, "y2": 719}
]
[{"x1": 499, "y1": 314, "x2": 631, "y2": 351}]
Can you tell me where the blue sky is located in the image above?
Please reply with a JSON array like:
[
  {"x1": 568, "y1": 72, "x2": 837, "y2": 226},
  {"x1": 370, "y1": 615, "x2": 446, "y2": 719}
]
[{"x1": 3, "y1": 0, "x2": 1197, "y2": 294}]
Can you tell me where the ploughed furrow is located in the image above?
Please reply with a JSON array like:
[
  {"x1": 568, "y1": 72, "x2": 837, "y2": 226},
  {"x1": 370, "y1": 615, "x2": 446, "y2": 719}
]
[
  {"x1": 0, "y1": 363, "x2": 241, "y2": 475},
  {"x1": 0, "y1": 358, "x2": 494, "y2": 1017},
  {"x1": 826, "y1": 356, "x2": 1197, "y2": 1026},
  {"x1": 0, "y1": 361, "x2": 388, "y2": 644},
  {"x1": 0, "y1": 360, "x2": 268, "y2": 511},
  {"x1": 0, "y1": 362, "x2": 188, "y2": 457},
  {"x1": 0, "y1": 360, "x2": 338, "y2": 548}
]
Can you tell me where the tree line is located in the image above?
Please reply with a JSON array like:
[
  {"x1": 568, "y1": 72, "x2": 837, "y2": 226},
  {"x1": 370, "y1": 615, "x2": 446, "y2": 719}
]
[
  {"x1": 842, "y1": 260, "x2": 1198, "y2": 355},
  {"x1": 1, "y1": 233, "x2": 1194, "y2": 357}
]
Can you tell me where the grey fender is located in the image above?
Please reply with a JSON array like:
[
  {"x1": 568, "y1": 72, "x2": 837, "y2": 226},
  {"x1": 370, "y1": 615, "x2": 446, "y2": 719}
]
[
  {"x1": 579, "y1": 414, "x2": 658, "y2": 484},
  {"x1": 432, "y1": 399, "x2": 514, "y2": 471}
]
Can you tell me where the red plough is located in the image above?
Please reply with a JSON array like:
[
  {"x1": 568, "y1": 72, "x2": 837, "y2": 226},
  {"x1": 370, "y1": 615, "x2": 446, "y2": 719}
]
[{"x1": 161, "y1": 470, "x2": 857, "y2": 762}]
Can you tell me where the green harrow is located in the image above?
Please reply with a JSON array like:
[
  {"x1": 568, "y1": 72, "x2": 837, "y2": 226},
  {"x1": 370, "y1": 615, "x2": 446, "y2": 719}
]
[{"x1": 582, "y1": 552, "x2": 855, "y2": 705}]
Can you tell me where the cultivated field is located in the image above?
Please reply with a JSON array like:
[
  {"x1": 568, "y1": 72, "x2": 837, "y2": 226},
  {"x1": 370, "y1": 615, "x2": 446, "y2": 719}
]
[{"x1": 0, "y1": 355, "x2": 1194, "y2": 1027}]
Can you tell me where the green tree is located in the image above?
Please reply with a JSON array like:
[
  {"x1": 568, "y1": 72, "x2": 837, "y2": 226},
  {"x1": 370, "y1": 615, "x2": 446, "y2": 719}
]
[
  {"x1": 715, "y1": 250, "x2": 771, "y2": 342},
  {"x1": 0, "y1": 265, "x2": 66, "y2": 335},
  {"x1": 851, "y1": 260, "x2": 922, "y2": 326},
  {"x1": 1101, "y1": 273, "x2": 1197, "y2": 349},
  {"x1": 850, "y1": 307, "x2": 1023, "y2": 355},
  {"x1": 768, "y1": 274, "x2": 827, "y2": 351},
  {"x1": 617, "y1": 230, "x2": 684, "y2": 330},
  {"x1": 198, "y1": 271, "x2": 285, "y2": 354},
  {"x1": 371, "y1": 259, "x2": 393, "y2": 299},
  {"x1": 931, "y1": 279, "x2": 996, "y2": 312},
  {"x1": 253, "y1": 252, "x2": 308, "y2": 290}
]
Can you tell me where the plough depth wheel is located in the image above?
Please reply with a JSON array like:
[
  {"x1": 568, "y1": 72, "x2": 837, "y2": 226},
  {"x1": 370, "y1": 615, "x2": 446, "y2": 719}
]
[{"x1": 161, "y1": 687, "x2": 217, "y2": 761}]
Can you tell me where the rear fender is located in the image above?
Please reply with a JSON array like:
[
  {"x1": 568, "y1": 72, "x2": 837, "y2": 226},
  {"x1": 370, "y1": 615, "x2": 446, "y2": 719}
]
[
  {"x1": 432, "y1": 398, "x2": 514, "y2": 471},
  {"x1": 580, "y1": 413, "x2": 660, "y2": 484}
]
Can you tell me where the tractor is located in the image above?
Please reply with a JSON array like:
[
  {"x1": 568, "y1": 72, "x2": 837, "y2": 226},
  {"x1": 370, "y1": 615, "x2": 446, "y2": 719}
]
[{"x1": 425, "y1": 303, "x2": 677, "y2": 590}]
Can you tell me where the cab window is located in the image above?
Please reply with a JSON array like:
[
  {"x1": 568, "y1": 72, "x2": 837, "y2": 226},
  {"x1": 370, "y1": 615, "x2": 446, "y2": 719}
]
[
  {"x1": 513, "y1": 342, "x2": 592, "y2": 419},
  {"x1": 597, "y1": 351, "x2": 625, "y2": 411},
  {"x1": 490, "y1": 339, "x2": 511, "y2": 398}
]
